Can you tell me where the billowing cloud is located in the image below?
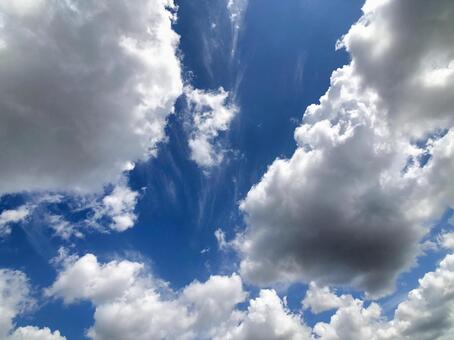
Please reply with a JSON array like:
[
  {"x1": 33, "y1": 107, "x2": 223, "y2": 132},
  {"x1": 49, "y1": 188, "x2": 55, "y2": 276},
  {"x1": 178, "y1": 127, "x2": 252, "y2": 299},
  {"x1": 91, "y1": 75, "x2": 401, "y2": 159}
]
[
  {"x1": 311, "y1": 252, "x2": 454, "y2": 340},
  {"x1": 185, "y1": 87, "x2": 237, "y2": 168},
  {"x1": 0, "y1": 0, "x2": 182, "y2": 195},
  {"x1": 0, "y1": 269, "x2": 65, "y2": 340},
  {"x1": 47, "y1": 253, "x2": 310, "y2": 340},
  {"x1": 236, "y1": 0, "x2": 454, "y2": 296},
  {"x1": 219, "y1": 289, "x2": 311, "y2": 340},
  {"x1": 302, "y1": 282, "x2": 351, "y2": 314}
]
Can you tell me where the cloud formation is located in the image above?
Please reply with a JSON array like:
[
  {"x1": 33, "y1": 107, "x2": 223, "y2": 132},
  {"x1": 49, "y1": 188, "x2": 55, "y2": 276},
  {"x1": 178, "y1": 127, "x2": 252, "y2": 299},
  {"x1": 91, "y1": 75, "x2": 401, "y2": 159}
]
[
  {"x1": 0, "y1": 0, "x2": 182, "y2": 195},
  {"x1": 311, "y1": 252, "x2": 454, "y2": 340},
  {"x1": 0, "y1": 205, "x2": 30, "y2": 236},
  {"x1": 0, "y1": 269, "x2": 65, "y2": 340},
  {"x1": 185, "y1": 87, "x2": 237, "y2": 168},
  {"x1": 47, "y1": 253, "x2": 311, "y2": 340},
  {"x1": 236, "y1": 0, "x2": 454, "y2": 295}
]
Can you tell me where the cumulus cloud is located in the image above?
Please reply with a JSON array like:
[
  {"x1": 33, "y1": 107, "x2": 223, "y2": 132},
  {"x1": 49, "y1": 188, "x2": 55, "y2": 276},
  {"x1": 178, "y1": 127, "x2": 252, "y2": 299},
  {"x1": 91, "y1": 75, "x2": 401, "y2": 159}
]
[
  {"x1": 185, "y1": 87, "x2": 237, "y2": 168},
  {"x1": 0, "y1": 205, "x2": 30, "y2": 236},
  {"x1": 0, "y1": 0, "x2": 182, "y2": 195},
  {"x1": 47, "y1": 253, "x2": 311, "y2": 340},
  {"x1": 94, "y1": 185, "x2": 139, "y2": 232},
  {"x1": 302, "y1": 282, "x2": 352, "y2": 314},
  {"x1": 219, "y1": 289, "x2": 311, "y2": 340},
  {"x1": 0, "y1": 269, "x2": 65, "y2": 340},
  {"x1": 236, "y1": 0, "x2": 454, "y2": 296},
  {"x1": 311, "y1": 252, "x2": 454, "y2": 340}
]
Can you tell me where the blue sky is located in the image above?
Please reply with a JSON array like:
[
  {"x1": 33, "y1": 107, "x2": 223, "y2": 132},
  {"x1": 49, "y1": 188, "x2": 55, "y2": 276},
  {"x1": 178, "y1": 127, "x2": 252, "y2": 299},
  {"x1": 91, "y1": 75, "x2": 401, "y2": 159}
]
[{"x1": 0, "y1": 1, "x2": 453, "y2": 339}]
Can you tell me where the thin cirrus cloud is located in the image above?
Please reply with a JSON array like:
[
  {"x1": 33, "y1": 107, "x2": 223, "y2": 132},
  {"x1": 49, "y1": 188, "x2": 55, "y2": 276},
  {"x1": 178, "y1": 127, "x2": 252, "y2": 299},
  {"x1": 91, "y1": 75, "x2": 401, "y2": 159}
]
[
  {"x1": 236, "y1": 0, "x2": 454, "y2": 296},
  {"x1": 0, "y1": 0, "x2": 182, "y2": 195}
]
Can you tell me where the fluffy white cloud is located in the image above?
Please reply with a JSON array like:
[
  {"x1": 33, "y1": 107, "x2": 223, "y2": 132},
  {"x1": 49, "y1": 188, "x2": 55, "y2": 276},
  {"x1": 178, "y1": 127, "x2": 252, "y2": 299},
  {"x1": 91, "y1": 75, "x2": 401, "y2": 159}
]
[
  {"x1": 0, "y1": 0, "x2": 182, "y2": 195},
  {"x1": 236, "y1": 0, "x2": 454, "y2": 296},
  {"x1": 218, "y1": 289, "x2": 311, "y2": 340},
  {"x1": 0, "y1": 205, "x2": 30, "y2": 236},
  {"x1": 302, "y1": 282, "x2": 352, "y2": 314},
  {"x1": 0, "y1": 269, "x2": 65, "y2": 340},
  {"x1": 47, "y1": 253, "x2": 311, "y2": 340},
  {"x1": 9, "y1": 326, "x2": 66, "y2": 340},
  {"x1": 185, "y1": 87, "x2": 237, "y2": 168},
  {"x1": 96, "y1": 185, "x2": 139, "y2": 232},
  {"x1": 311, "y1": 253, "x2": 454, "y2": 340}
]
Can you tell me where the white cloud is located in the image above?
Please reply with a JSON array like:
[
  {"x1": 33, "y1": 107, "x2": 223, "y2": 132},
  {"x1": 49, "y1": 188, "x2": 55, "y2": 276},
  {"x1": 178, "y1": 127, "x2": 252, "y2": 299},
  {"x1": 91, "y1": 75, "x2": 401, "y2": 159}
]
[
  {"x1": 98, "y1": 185, "x2": 139, "y2": 232},
  {"x1": 0, "y1": 205, "x2": 30, "y2": 236},
  {"x1": 218, "y1": 289, "x2": 311, "y2": 340},
  {"x1": 302, "y1": 282, "x2": 352, "y2": 314},
  {"x1": 440, "y1": 232, "x2": 454, "y2": 250},
  {"x1": 46, "y1": 214, "x2": 84, "y2": 240},
  {"x1": 0, "y1": 0, "x2": 182, "y2": 195},
  {"x1": 0, "y1": 182, "x2": 139, "y2": 239},
  {"x1": 9, "y1": 326, "x2": 66, "y2": 340},
  {"x1": 235, "y1": 0, "x2": 454, "y2": 296},
  {"x1": 215, "y1": 228, "x2": 229, "y2": 250},
  {"x1": 0, "y1": 269, "x2": 65, "y2": 340},
  {"x1": 226, "y1": 0, "x2": 248, "y2": 57},
  {"x1": 311, "y1": 252, "x2": 454, "y2": 340},
  {"x1": 185, "y1": 87, "x2": 237, "y2": 168},
  {"x1": 47, "y1": 253, "x2": 311, "y2": 340}
]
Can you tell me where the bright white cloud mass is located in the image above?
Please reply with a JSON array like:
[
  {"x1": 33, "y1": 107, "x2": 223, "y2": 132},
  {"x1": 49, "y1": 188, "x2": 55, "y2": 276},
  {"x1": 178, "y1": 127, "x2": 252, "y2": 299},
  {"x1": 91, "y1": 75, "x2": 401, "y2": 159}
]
[
  {"x1": 47, "y1": 253, "x2": 312, "y2": 340},
  {"x1": 0, "y1": 0, "x2": 182, "y2": 194},
  {"x1": 45, "y1": 251, "x2": 454, "y2": 340},
  {"x1": 237, "y1": 0, "x2": 454, "y2": 296}
]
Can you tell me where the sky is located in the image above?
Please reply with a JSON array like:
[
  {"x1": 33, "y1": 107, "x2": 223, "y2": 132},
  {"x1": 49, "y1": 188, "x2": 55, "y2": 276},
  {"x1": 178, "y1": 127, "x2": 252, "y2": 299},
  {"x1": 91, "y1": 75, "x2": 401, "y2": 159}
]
[{"x1": 0, "y1": 0, "x2": 453, "y2": 339}]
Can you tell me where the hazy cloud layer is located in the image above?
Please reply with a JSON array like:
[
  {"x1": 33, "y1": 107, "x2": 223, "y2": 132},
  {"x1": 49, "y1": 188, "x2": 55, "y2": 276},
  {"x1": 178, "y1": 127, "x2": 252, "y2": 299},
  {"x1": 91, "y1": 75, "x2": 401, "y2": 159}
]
[
  {"x1": 236, "y1": 0, "x2": 454, "y2": 295},
  {"x1": 0, "y1": 0, "x2": 182, "y2": 194}
]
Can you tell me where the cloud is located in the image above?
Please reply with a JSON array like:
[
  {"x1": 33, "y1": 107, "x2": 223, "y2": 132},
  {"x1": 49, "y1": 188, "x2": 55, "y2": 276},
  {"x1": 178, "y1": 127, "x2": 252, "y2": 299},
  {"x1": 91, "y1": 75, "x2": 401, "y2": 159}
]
[
  {"x1": 95, "y1": 185, "x2": 139, "y2": 232},
  {"x1": 0, "y1": 205, "x2": 30, "y2": 236},
  {"x1": 0, "y1": 181, "x2": 140, "y2": 240},
  {"x1": 311, "y1": 252, "x2": 454, "y2": 340},
  {"x1": 215, "y1": 228, "x2": 228, "y2": 250},
  {"x1": 47, "y1": 253, "x2": 311, "y2": 340},
  {"x1": 219, "y1": 289, "x2": 311, "y2": 340},
  {"x1": 440, "y1": 232, "x2": 454, "y2": 250},
  {"x1": 185, "y1": 87, "x2": 237, "y2": 168},
  {"x1": 226, "y1": 0, "x2": 248, "y2": 57},
  {"x1": 0, "y1": 269, "x2": 65, "y2": 340},
  {"x1": 0, "y1": 0, "x2": 182, "y2": 195},
  {"x1": 235, "y1": 0, "x2": 454, "y2": 296},
  {"x1": 302, "y1": 282, "x2": 352, "y2": 314}
]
